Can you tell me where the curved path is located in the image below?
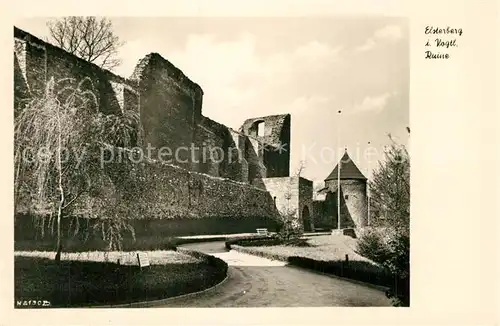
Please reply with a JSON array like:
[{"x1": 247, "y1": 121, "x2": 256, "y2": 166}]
[{"x1": 160, "y1": 241, "x2": 391, "y2": 307}]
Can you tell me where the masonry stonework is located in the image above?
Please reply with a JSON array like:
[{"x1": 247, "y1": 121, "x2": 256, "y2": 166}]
[
  {"x1": 298, "y1": 177, "x2": 314, "y2": 231},
  {"x1": 241, "y1": 114, "x2": 291, "y2": 178},
  {"x1": 324, "y1": 179, "x2": 368, "y2": 228},
  {"x1": 14, "y1": 26, "x2": 370, "y2": 236},
  {"x1": 14, "y1": 26, "x2": 316, "y2": 235},
  {"x1": 256, "y1": 176, "x2": 314, "y2": 232}
]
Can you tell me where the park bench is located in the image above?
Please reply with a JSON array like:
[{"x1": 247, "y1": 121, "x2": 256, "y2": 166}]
[{"x1": 256, "y1": 228, "x2": 269, "y2": 236}]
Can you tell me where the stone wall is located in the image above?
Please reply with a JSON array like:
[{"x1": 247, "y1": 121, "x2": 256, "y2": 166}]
[
  {"x1": 13, "y1": 26, "x2": 285, "y2": 236},
  {"x1": 257, "y1": 177, "x2": 299, "y2": 216},
  {"x1": 298, "y1": 177, "x2": 314, "y2": 231},
  {"x1": 14, "y1": 27, "x2": 139, "y2": 119},
  {"x1": 324, "y1": 179, "x2": 368, "y2": 228},
  {"x1": 136, "y1": 161, "x2": 279, "y2": 220},
  {"x1": 130, "y1": 53, "x2": 203, "y2": 169},
  {"x1": 14, "y1": 27, "x2": 291, "y2": 185},
  {"x1": 256, "y1": 176, "x2": 315, "y2": 231},
  {"x1": 15, "y1": 160, "x2": 281, "y2": 241},
  {"x1": 312, "y1": 199, "x2": 332, "y2": 229},
  {"x1": 13, "y1": 26, "x2": 303, "y2": 237},
  {"x1": 240, "y1": 114, "x2": 291, "y2": 178}
]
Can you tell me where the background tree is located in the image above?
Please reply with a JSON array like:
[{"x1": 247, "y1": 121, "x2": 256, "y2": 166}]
[
  {"x1": 356, "y1": 128, "x2": 410, "y2": 306},
  {"x1": 369, "y1": 133, "x2": 410, "y2": 230},
  {"x1": 47, "y1": 17, "x2": 124, "y2": 71},
  {"x1": 295, "y1": 160, "x2": 306, "y2": 177},
  {"x1": 14, "y1": 77, "x2": 140, "y2": 261}
]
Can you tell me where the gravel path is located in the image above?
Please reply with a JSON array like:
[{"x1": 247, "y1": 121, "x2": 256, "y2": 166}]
[{"x1": 160, "y1": 241, "x2": 391, "y2": 307}]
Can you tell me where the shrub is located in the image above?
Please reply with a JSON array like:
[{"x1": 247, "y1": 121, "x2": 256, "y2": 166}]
[
  {"x1": 357, "y1": 227, "x2": 410, "y2": 306},
  {"x1": 356, "y1": 228, "x2": 391, "y2": 265},
  {"x1": 357, "y1": 131, "x2": 411, "y2": 306},
  {"x1": 275, "y1": 207, "x2": 303, "y2": 241},
  {"x1": 287, "y1": 256, "x2": 394, "y2": 287},
  {"x1": 380, "y1": 231, "x2": 410, "y2": 306}
]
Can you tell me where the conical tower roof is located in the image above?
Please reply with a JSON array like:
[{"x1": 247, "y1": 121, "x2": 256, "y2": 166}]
[{"x1": 325, "y1": 150, "x2": 367, "y2": 181}]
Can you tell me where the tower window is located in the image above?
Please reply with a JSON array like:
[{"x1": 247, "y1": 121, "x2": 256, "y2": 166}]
[
  {"x1": 257, "y1": 121, "x2": 265, "y2": 136},
  {"x1": 344, "y1": 195, "x2": 349, "y2": 200},
  {"x1": 249, "y1": 120, "x2": 266, "y2": 137}
]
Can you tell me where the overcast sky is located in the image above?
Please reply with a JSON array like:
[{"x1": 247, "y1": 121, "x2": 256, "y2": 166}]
[{"x1": 15, "y1": 16, "x2": 409, "y2": 183}]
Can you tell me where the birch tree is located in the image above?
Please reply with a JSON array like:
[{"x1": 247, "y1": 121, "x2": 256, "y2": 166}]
[{"x1": 14, "y1": 77, "x2": 140, "y2": 260}]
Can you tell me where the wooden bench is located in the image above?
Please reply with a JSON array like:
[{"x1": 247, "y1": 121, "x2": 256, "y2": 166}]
[{"x1": 256, "y1": 228, "x2": 269, "y2": 236}]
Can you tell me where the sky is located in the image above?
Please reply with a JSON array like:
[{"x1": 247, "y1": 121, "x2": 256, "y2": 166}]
[{"x1": 14, "y1": 16, "x2": 409, "y2": 183}]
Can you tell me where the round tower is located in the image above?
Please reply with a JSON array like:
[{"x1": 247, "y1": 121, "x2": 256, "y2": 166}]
[
  {"x1": 324, "y1": 151, "x2": 368, "y2": 228},
  {"x1": 339, "y1": 178, "x2": 367, "y2": 228}
]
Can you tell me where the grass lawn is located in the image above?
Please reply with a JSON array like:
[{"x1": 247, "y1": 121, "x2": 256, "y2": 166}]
[
  {"x1": 230, "y1": 235, "x2": 395, "y2": 287},
  {"x1": 15, "y1": 252, "x2": 226, "y2": 308},
  {"x1": 243, "y1": 235, "x2": 374, "y2": 263},
  {"x1": 15, "y1": 250, "x2": 201, "y2": 265}
]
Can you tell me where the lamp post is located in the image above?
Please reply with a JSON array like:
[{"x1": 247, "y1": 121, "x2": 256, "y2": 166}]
[
  {"x1": 367, "y1": 141, "x2": 371, "y2": 227},
  {"x1": 337, "y1": 110, "x2": 341, "y2": 230}
]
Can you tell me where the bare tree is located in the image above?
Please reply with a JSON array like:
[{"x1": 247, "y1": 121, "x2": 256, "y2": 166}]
[
  {"x1": 47, "y1": 17, "x2": 124, "y2": 71},
  {"x1": 295, "y1": 160, "x2": 306, "y2": 177}
]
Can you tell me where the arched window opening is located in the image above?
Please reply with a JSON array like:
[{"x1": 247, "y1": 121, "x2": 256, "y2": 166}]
[
  {"x1": 257, "y1": 121, "x2": 265, "y2": 136},
  {"x1": 250, "y1": 120, "x2": 266, "y2": 137}
]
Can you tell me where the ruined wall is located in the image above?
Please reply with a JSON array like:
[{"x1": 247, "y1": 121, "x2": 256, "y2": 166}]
[
  {"x1": 136, "y1": 161, "x2": 278, "y2": 220},
  {"x1": 14, "y1": 27, "x2": 289, "y2": 185},
  {"x1": 298, "y1": 177, "x2": 314, "y2": 231},
  {"x1": 14, "y1": 27, "x2": 139, "y2": 118},
  {"x1": 246, "y1": 136, "x2": 267, "y2": 182},
  {"x1": 130, "y1": 53, "x2": 203, "y2": 169},
  {"x1": 240, "y1": 114, "x2": 291, "y2": 178},
  {"x1": 110, "y1": 160, "x2": 281, "y2": 236},
  {"x1": 228, "y1": 129, "x2": 249, "y2": 182},
  {"x1": 258, "y1": 177, "x2": 299, "y2": 216},
  {"x1": 257, "y1": 176, "x2": 314, "y2": 231},
  {"x1": 15, "y1": 159, "x2": 281, "y2": 242},
  {"x1": 13, "y1": 27, "x2": 285, "y2": 237}
]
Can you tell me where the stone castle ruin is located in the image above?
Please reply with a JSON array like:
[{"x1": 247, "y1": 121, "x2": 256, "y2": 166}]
[{"x1": 14, "y1": 26, "x2": 367, "y2": 236}]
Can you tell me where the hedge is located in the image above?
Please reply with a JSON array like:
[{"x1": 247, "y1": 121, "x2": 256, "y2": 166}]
[
  {"x1": 224, "y1": 235, "x2": 271, "y2": 250},
  {"x1": 15, "y1": 214, "x2": 278, "y2": 252},
  {"x1": 225, "y1": 237, "x2": 310, "y2": 249},
  {"x1": 287, "y1": 256, "x2": 395, "y2": 287},
  {"x1": 226, "y1": 241, "x2": 397, "y2": 289}
]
